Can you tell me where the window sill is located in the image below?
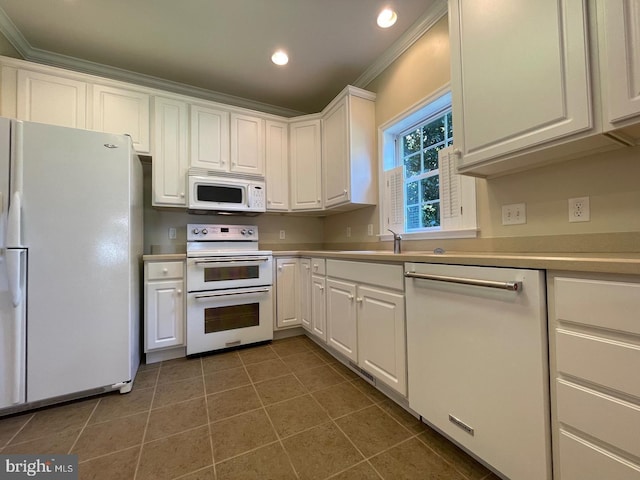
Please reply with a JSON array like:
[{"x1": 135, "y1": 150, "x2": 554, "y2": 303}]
[{"x1": 380, "y1": 228, "x2": 478, "y2": 242}]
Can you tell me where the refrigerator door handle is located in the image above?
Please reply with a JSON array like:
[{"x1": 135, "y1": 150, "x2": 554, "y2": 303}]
[
  {"x1": 5, "y1": 248, "x2": 24, "y2": 308},
  {"x1": 6, "y1": 191, "x2": 21, "y2": 248}
]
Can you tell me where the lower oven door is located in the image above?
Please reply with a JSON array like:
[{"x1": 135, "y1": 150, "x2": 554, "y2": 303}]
[
  {"x1": 187, "y1": 255, "x2": 273, "y2": 292},
  {"x1": 186, "y1": 286, "x2": 273, "y2": 355}
]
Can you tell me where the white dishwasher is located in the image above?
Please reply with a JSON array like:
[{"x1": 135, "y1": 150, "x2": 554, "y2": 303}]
[{"x1": 405, "y1": 263, "x2": 551, "y2": 480}]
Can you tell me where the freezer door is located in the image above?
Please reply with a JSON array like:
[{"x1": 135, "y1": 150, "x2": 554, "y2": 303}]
[{"x1": 0, "y1": 248, "x2": 26, "y2": 409}]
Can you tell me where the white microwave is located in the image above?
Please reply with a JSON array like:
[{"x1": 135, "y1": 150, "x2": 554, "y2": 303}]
[{"x1": 187, "y1": 174, "x2": 266, "y2": 214}]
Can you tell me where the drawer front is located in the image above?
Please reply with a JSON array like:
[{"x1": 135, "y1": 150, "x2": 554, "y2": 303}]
[
  {"x1": 147, "y1": 261, "x2": 184, "y2": 280},
  {"x1": 556, "y1": 379, "x2": 640, "y2": 458},
  {"x1": 555, "y1": 277, "x2": 640, "y2": 335},
  {"x1": 326, "y1": 260, "x2": 403, "y2": 291},
  {"x1": 558, "y1": 430, "x2": 640, "y2": 480},
  {"x1": 310, "y1": 258, "x2": 326, "y2": 275},
  {"x1": 556, "y1": 330, "x2": 640, "y2": 397}
]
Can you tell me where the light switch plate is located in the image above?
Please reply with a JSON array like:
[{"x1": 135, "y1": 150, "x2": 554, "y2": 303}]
[{"x1": 502, "y1": 203, "x2": 526, "y2": 225}]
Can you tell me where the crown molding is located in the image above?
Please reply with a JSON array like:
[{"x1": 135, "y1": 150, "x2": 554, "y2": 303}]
[{"x1": 353, "y1": 0, "x2": 448, "y2": 89}]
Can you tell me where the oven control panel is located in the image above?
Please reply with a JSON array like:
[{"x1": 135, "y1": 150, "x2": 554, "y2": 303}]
[{"x1": 187, "y1": 224, "x2": 258, "y2": 241}]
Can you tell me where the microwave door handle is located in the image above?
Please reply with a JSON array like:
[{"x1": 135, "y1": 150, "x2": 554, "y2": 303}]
[{"x1": 194, "y1": 287, "x2": 270, "y2": 299}]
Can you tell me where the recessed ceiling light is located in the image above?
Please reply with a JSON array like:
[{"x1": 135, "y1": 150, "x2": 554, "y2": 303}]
[
  {"x1": 271, "y1": 50, "x2": 289, "y2": 66},
  {"x1": 377, "y1": 8, "x2": 397, "y2": 28}
]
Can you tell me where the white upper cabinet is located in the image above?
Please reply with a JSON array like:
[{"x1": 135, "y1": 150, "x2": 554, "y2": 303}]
[
  {"x1": 230, "y1": 113, "x2": 265, "y2": 176},
  {"x1": 265, "y1": 119, "x2": 289, "y2": 211},
  {"x1": 189, "y1": 104, "x2": 230, "y2": 171},
  {"x1": 17, "y1": 69, "x2": 87, "y2": 129},
  {"x1": 598, "y1": 0, "x2": 640, "y2": 137},
  {"x1": 290, "y1": 117, "x2": 322, "y2": 211},
  {"x1": 152, "y1": 96, "x2": 189, "y2": 206},
  {"x1": 92, "y1": 84, "x2": 150, "y2": 153},
  {"x1": 322, "y1": 86, "x2": 376, "y2": 209},
  {"x1": 449, "y1": 0, "x2": 620, "y2": 177}
]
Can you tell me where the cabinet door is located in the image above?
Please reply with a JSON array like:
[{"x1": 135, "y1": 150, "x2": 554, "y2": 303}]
[
  {"x1": 152, "y1": 96, "x2": 189, "y2": 206},
  {"x1": 450, "y1": 0, "x2": 591, "y2": 168},
  {"x1": 322, "y1": 97, "x2": 349, "y2": 207},
  {"x1": 92, "y1": 84, "x2": 150, "y2": 153},
  {"x1": 357, "y1": 286, "x2": 406, "y2": 395},
  {"x1": 230, "y1": 113, "x2": 264, "y2": 175},
  {"x1": 265, "y1": 120, "x2": 289, "y2": 211},
  {"x1": 190, "y1": 104, "x2": 230, "y2": 171},
  {"x1": 17, "y1": 69, "x2": 87, "y2": 128},
  {"x1": 145, "y1": 279, "x2": 184, "y2": 351},
  {"x1": 300, "y1": 259, "x2": 312, "y2": 331},
  {"x1": 290, "y1": 119, "x2": 322, "y2": 210},
  {"x1": 599, "y1": 0, "x2": 640, "y2": 125},
  {"x1": 326, "y1": 279, "x2": 357, "y2": 361},
  {"x1": 311, "y1": 275, "x2": 327, "y2": 341},
  {"x1": 276, "y1": 258, "x2": 300, "y2": 328}
]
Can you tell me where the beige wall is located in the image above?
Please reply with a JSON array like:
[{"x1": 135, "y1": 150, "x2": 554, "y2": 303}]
[
  {"x1": 324, "y1": 15, "x2": 640, "y2": 253},
  {"x1": 0, "y1": 32, "x2": 21, "y2": 59}
]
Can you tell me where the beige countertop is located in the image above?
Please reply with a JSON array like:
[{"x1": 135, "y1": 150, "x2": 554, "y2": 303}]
[{"x1": 141, "y1": 250, "x2": 640, "y2": 275}]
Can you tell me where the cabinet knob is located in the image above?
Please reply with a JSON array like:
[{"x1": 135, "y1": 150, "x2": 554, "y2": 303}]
[
  {"x1": 268, "y1": 199, "x2": 272, "y2": 204},
  {"x1": 305, "y1": 264, "x2": 310, "y2": 270},
  {"x1": 162, "y1": 268, "x2": 168, "y2": 274},
  {"x1": 176, "y1": 289, "x2": 182, "y2": 295},
  {"x1": 343, "y1": 189, "x2": 347, "y2": 195},
  {"x1": 319, "y1": 285, "x2": 324, "y2": 291},
  {"x1": 180, "y1": 192, "x2": 185, "y2": 198},
  {"x1": 356, "y1": 297, "x2": 363, "y2": 303},
  {"x1": 453, "y1": 148, "x2": 462, "y2": 156},
  {"x1": 278, "y1": 266, "x2": 283, "y2": 271},
  {"x1": 348, "y1": 294, "x2": 354, "y2": 300},
  {"x1": 313, "y1": 264, "x2": 319, "y2": 270}
]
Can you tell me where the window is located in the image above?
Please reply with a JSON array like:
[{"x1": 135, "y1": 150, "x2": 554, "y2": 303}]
[
  {"x1": 401, "y1": 111, "x2": 453, "y2": 230},
  {"x1": 379, "y1": 87, "x2": 477, "y2": 240}
]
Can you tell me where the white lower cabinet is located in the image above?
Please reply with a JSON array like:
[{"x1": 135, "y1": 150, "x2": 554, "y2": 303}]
[
  {"x1": 311, "y1": 274, "x2": 327, "y2": 341},
  {"x1": 144, "y1": 261, "x2": 185, "y2": 359},
  {"x1": 325, "y1": 260, "x2": 406, "y2": 395},
  {"x1": 300, "y1": 259, "x2": 312, "y2": 331},
  {"x1": 275, "y1": 257, "x2": 300, "y2": 328},
  {"x1": 326, "y1": 279, "x2": 358, "y2": 362},
  {"x1": 548, "y1": 271, "x2": 640, "y2": 479}
]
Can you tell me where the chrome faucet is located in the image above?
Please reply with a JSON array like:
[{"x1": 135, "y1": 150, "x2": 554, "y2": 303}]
[{"x1": 388, "y1": 229, "x2": 402, "y2": 254}]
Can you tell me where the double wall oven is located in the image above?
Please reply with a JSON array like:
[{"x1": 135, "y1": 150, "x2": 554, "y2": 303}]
[{"x1": 186, "y1": 224, "x2": 273, "y2": 355}]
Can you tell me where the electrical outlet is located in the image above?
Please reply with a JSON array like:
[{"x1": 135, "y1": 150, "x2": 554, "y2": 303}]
[
  {"x1": 279, "y1": 230, "x2": 286, "y2": 240},
  {"x1": 168, "y1": 227, "x2": 177, "y2": 239},
  {"x1": 367, "y1": 224, "x2": 374, "y2": 236},
  {"x1": 346, "y1": 226, "x2": 351, "y2": 238},
  {"x1": 501, "y1": 203, "x2": 526, "y2": 225},
  {"x1": 569, "y1": 196, "x2": 590, "y2": 222}
]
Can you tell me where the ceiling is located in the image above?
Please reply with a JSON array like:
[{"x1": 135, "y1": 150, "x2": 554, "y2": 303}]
[{"x1": 0, "y1": 0, "x2": 443, "y2": 115}]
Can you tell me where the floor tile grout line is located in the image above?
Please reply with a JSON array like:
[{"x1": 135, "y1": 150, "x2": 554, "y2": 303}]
[
  {"x1": 411, "y1": 428, "x2": 478, "y2": 480},
  {"x1": 132, "y1": 356, "x2": 162, "y2": 480},
  {"x1": 66, "y1": 397, "x2": 102, "y2": 455},
  {"x1": 0, "y1": 412, "x2": 35, "y2": 449},
  {"x1": 200, "y1": 355, "x2": 218, "y2": 480},
  {"x1": 243, "y1": 345, "x2": 302, "y2": 480}
]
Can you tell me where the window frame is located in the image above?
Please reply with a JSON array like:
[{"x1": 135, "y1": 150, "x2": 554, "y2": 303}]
[{"x1": 378, "y1": 85, "x2": 478, "y2": 242}]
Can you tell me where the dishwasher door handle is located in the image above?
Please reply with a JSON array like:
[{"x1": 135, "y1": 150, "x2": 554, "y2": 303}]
[{"x1": 404, "y1": 271, "x2": 522, "y2": 292}]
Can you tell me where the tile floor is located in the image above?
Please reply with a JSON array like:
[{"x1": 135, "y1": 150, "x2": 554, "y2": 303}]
[{"x1": 0, "y1": 335, "x2": 500, "y2": 480}]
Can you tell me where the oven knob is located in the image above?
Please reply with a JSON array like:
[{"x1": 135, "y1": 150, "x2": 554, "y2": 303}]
[
  {"x1": 202, "y1": 229, "x2": 208, "y2": 235},
  {"x1": 247, "y1": 229, "x2": 254, "y2": 235},
  {"x1": 241, "y1": 229, "x2": 247, "y2": 235},
  {"x1": 192, "y1": 228, "x2": 199, "y2": 234}
]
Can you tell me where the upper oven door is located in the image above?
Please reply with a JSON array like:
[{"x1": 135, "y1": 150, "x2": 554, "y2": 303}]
[{"x1": 186, "y1": 255, "x2": 273, "y2": 292}]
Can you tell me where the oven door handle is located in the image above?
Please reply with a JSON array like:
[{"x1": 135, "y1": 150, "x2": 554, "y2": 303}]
[
  {"x1": 194, "y1": 287, "x2": 270, "y2": 299},
  {"x1": 193, "y1": 256, "x2": 271, "y2": 265}
]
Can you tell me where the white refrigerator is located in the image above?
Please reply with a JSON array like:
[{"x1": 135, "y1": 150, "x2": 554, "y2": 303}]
[{"x1": 0, "y1": 117, "x2": 143, "y2": 410}]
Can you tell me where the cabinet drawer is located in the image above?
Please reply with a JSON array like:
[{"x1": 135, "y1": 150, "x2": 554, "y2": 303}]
[
  {"x1": 556, "y1": 330, "x2": 640, "y2": 397},
  {"x1": 147, "y1": 261, "x2": 184, "y2": 280},
  {"x1": 556, "y1": 379, "x2": 640, "y2": 458},
  {"x1": 326, "y1": 260, "x2": 403, "y2": 291},
  {"x1": 558, "y1": 430, "x2": 640, "y2": 480},
  {"x1": 310, "y1": 258, "x2": 326, "y2": 275},
  {"x1": 555, "y1": 277, "x2": 640, "y2": 335}
]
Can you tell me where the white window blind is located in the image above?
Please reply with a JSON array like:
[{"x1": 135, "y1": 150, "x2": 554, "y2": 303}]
[
  {"x1": 439, "y1": 145, "x2": 476, "y2": 231},
  {"x1": 383, "y1": 165, "x2": 404, "y2": 233}
]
